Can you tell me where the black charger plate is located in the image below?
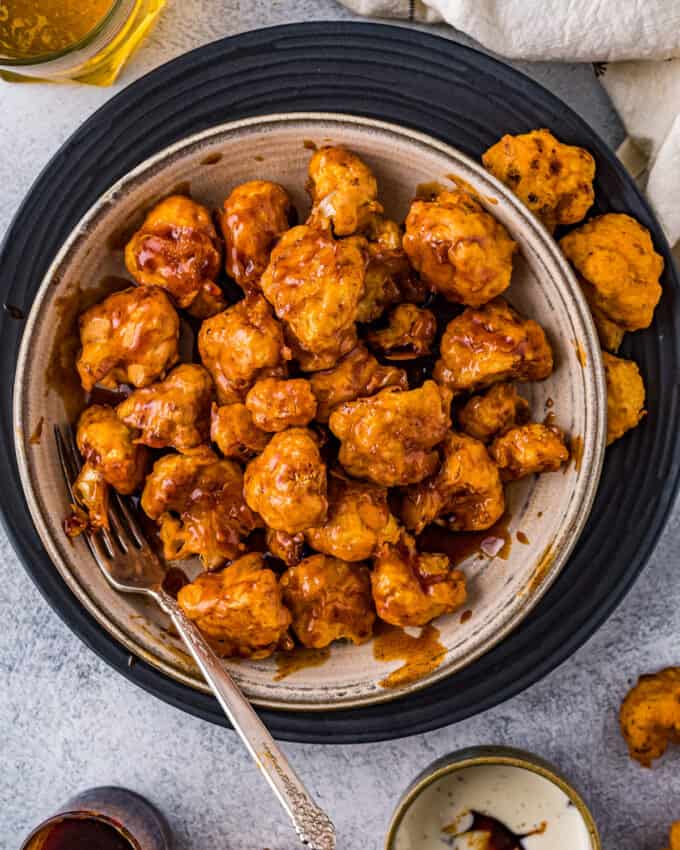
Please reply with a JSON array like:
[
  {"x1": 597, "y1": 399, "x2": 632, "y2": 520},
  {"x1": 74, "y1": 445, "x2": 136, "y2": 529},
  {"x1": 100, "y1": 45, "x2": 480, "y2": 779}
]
[{"x1": 1, "y1": 23, "x2": 678, "y2": 744}]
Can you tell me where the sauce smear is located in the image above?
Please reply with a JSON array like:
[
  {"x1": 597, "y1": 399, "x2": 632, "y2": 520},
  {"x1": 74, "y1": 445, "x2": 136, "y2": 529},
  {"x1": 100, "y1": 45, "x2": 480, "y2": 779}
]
[
  {"x1": 373, "y1": 622, "x2": 446, "y2": 688},
  {"x1": 274, "y1": 647, "x2": 330, "y2": 681},
  {"x1": 417, "y1": 514, "x2": 512, "y2": 566}
]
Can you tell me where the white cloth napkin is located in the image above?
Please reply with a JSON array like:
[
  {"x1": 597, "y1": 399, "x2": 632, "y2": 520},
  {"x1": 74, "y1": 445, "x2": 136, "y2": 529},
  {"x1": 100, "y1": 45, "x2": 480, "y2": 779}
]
[{"x1": 340, "y1": 0, "x2": 680, "y2": 252}]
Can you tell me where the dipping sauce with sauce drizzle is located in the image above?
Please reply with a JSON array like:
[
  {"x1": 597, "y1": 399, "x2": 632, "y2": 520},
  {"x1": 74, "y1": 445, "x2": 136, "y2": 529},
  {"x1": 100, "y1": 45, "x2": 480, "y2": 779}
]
[{"x1": 390, "y1": 759, "x2": 597, "y2": 850}]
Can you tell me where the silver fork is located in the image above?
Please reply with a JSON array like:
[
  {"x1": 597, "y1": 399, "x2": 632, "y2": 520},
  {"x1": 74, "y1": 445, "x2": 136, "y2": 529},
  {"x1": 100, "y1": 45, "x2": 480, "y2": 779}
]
[{"x1": 56, "y1": 425, "x2": 336, "y2": 850}]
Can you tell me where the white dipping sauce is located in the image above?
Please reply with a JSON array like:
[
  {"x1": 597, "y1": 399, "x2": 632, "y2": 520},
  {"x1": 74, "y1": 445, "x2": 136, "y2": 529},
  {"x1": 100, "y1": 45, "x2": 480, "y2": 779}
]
[{"x1": 393, "y1": 764, "x2": 594, "y2": 850}]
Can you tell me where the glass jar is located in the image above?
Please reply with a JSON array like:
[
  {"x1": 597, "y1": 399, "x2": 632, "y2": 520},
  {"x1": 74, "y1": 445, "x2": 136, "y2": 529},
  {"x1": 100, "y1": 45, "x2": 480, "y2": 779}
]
[{"x1": 0, "y1": 0, "x2": 166, "y2": 85}]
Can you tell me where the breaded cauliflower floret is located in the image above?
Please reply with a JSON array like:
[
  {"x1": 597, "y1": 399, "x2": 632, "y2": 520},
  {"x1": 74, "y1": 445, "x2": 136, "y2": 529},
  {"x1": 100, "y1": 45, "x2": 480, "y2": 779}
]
[
  {"x1": 403, "y1": 189, "x2": 517, "y2": 307},
  {"x1": 603, "y1": 351, "x2": 646, "y2": 445},
  {"x1": 560, "y1": 213, "x2": 663, "y2": 332},
  {"x1": 482, "y1": 129, "x2": 595, "y2": 232},
  {"x1": 458, "y1": 383, "x2": 529, "y2": 443},
  {"x1": 620, "y1": 667, "x2": 680, "y2": 767},
  {"x1": 371, "y1": 534, "x2": 467, "y2": 627},
  {"x1": 366, "y1": 303, "x2": 437, "y2": 360},
  {"x1": 490, "y1": 423, "x2": 569, "y2": 481},
  {"x1": 245, "y1": 377, "x2": 317, "y2": 432},
  {"x1": 329, "y1": 381, "x2": 452, "y2": 487}
]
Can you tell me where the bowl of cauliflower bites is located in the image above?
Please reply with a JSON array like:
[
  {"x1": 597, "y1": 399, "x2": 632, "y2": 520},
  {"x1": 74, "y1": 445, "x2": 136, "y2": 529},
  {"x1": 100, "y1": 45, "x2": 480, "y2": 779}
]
[{"x1": 18, "y1": 112, "x2": 662, "y2": 710}]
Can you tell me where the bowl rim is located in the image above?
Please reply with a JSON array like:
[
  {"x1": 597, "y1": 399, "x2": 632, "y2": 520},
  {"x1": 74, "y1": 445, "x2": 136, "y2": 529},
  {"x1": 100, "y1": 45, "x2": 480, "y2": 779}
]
[
  {"x1": 12, "y1": 111, "x2": 606, "y2": 711},
  {"x1": 384, "y1": 744, "x2": 602, "y2": 850}
]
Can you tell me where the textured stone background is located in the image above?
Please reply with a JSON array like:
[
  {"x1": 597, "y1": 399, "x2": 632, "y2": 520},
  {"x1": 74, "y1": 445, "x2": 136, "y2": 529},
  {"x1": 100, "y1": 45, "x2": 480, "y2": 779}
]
[{"x1": 2, "y1": 3, "x2": 679, "y2": 849}]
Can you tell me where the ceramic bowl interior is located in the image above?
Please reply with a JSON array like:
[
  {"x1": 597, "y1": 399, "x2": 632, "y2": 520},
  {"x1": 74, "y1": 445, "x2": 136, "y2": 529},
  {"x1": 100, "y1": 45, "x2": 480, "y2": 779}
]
[{"x1": 13, "y1": 114, "x2": 605, "y2": 710}]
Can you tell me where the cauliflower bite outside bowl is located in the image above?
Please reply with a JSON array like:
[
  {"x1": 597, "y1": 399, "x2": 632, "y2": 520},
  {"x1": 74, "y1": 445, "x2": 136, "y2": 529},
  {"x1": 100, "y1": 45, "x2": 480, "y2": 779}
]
[
  {"x1": 371, "y1": 534, "x2": 467, "y2": 628},
  {"x1": 482, "y1": 128, "x2": 595, "y2": 232},
  {"x1": 124, "y1": 195, "x2": 225, "y2": 316},
  {"x1": 434, "y1": 297, "x2": 553, "y2": 395},
  {"x1": 76, "y1": 285, "x2": 180, "y2": 392},
  {"x1": 403, "y1": 188, "x2": 517, "y2": 307},
  {"x1": 307, "y1": 145, "x2": 383, "y2": 236},
  {"x1": 620, "y1": 667, "x2": 680, "y2": 767},
  {"x1": 281, "y1": 554, "x2": 375, "y2": 649},
  {"x1": 559, "y1": 213, "x2": 663, "y2": 332},
  {"x1": 243, "y1": 427, "x2": 328, "y2": 534},
  {"x1": 177, "y1": 553, "x2": 292, "y2": 659},
  {"x1": 329, "y1": 381, "x2": 452, "y2": 487},
  {"x1": 602, "y1": 351, "x2": 646, "y2": 445},
  {"x1": 219, "y1": 180, "x2": 293, "y2": 292}
]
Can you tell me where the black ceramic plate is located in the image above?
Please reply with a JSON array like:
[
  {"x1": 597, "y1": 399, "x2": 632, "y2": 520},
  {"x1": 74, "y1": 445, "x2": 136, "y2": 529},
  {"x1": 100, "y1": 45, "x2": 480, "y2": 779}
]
[{"x1": 1, "y1": 23, "x2": 678, "y2": 744}]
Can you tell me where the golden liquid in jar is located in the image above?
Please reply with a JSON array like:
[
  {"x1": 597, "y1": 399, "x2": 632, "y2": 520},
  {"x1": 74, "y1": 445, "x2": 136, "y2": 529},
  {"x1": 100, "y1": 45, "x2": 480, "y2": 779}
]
[{"x1": 0, "y1": 0, "x2": 116, "y2": 59}]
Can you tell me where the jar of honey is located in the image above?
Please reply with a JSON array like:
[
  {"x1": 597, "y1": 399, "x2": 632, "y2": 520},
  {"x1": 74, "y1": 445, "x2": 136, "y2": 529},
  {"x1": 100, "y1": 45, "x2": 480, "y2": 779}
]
[{"x1": 0, "y1": 0, "x2": 166, "y2": 84}]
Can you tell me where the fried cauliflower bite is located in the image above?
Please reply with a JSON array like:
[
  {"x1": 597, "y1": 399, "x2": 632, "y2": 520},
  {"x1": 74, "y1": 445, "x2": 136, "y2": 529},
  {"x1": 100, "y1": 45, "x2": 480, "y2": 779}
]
[
  {"x1": 177, "y1": 553, "x2": 292, "y2": 658},
  {"x1": 305, "y1": 474, "x2": 401, "y2": 562},
  {"x1": 219, "y1": 180, "x2": 293, "y2": 291},
  {"x1": 124, "y1": 195, "x2": 225, "y2": 315},
  {"x1": 403, "y1": 189, "x2": 517, "y2": 307},
  {"x1": 210, "y1": 402, "x2": 270, "y2": 460},
  {"x1": 620, "y1": 667, "x2": 680, "y2": 767},
  {"x1": 281, "y1": 554, "x2": 375, "y2": 648},
  {"x1": 560, "y1": 213, "x2": 663, "y2": 332},
  {"x1": 371, "y1": 534, "x2": 467, "y2": 627},
  {"x1": 245, "y1": 377, "x2": 317, "y2": 432},
  {"x1": 402, "y1": 432, "x2": 505, "y2": 534},
  {"x1": 198, "y1": 295, "x2": 291, "y2": 404},
  {"x1": 72, "y1": 404, "x2": 149, "y2": 530},
  {"x1": 482, "y1": 129, "x2": 595, "y2": 232},
  {"x1": 603, "y1": 351, "x2": 646, "y2": 445},
  {"x1": 260, "y1": 224, "x2": 365, "y2": 370},
  {"x1": 580, "y1": 282, "x2": 626, "y2": 353},
  {"x1": 309, "y1": 344, "x2": 407, "y2": 423},
  {"x1": 664, "y1": 822, "x2": 680, "y2": 850},
  {"x1": 141, "y1": 450, "x2": 259, "y2": 569},
  {"x1": 307, "y1": 146, "x2": 382, "y2": 237},
  {"x1": 329, "y1": 381, "x2": 452, "y2": 487},
  {"x1": 366, "y1": 303, "x2": 437, "y2": 360},
  {"x1": 458, "y1": 383, "x2": 529, "y2": 443},
  {"x1": 434, "y1": 298, "x2": 553, "y2": 394},
  {"x1": 76, "y1": 286, "x2": 180, "y2": 392},
  {"x1": 266, "y1": 528, "x2": 305, "y2": 567},
  {"x1": 115, "y1": 363, "x2": 214, "y2": 452},
  {"x1": 243, "y1": 428, "x2": 328, "y2": 534},
  {"x1": 490, "y1": 423, "x2": 569, "y2": 481}
]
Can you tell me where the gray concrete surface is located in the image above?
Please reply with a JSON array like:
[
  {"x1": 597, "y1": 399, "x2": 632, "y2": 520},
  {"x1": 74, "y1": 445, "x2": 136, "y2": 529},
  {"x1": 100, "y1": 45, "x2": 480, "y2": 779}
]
[{"x1": 1, "y1": 3, "x2": 678, "y2": 849}]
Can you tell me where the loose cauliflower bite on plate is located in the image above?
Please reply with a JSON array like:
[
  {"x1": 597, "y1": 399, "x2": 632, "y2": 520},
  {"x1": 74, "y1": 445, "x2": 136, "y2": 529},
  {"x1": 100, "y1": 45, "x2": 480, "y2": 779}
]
[
  {"x1": 620, "y1": 667, "x2": 680, "y2": 767},
  {"x1": 602, "y1": 351, "x2": 646, "y2": 445},
  {"x1": 141, "y1": 450, "x2": 259, "y2": 569},
  {"x1": 124, "y1": 195, "x2": 225, "y2": 317},
  {"x1": 482, "y1": 129, "x2": 595, "y2": 233},
  {"x1": 219, "y1": 180, "x2": 293, "y2": 292}
]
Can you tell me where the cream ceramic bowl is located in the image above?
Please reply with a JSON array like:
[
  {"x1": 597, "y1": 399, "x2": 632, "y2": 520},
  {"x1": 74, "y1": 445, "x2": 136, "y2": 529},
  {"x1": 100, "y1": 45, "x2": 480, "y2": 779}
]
[
  {"x1": 385, "y1": 746, "x2": 601, "y2": 849},
  {"x1": 13, "y1": 114, "x2": 606, "y2": 710}
]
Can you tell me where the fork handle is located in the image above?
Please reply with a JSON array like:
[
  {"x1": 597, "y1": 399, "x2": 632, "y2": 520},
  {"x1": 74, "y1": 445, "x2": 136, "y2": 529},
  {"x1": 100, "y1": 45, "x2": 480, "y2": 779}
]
[{"x1": 155, "y1": 589, "x2": 336, "y2": 850}]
